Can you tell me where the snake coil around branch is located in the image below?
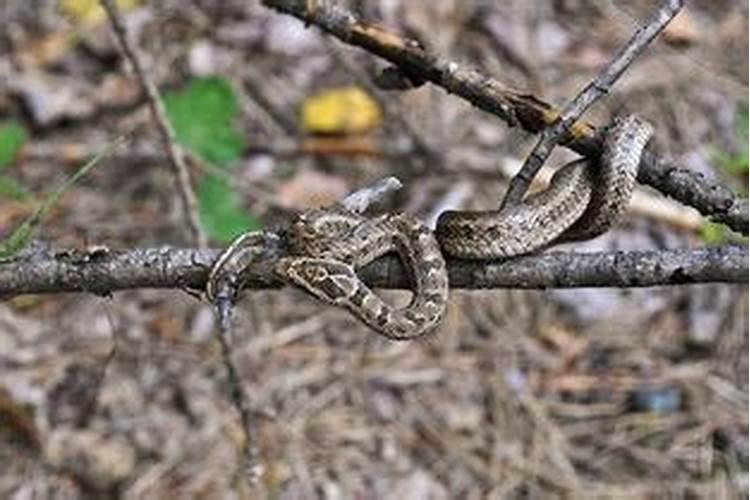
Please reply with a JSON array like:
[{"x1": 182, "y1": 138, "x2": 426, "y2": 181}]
[{"x1": 207, "y1": 116, "x2": 653, "y2": 340}]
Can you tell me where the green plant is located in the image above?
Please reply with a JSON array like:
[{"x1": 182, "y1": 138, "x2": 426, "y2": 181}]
[
  {"x1": 0, "y1": 137, "x2": 122, "y2": 260},
  {"x1": 0, "y1": 121, "x2": 31, "y2": 201},
  {"x1": 197, "y1": 174, "x2": 259, "y2": 241},
  {"x1": 164, "y1": 77, "x2": 259, "y2": 242},
  {"x1": 714, "y1": 105, "x2": 748, "y2": 179},
  {"x1": 701, "y1": 104, "x2": 749, "y2": 245}
]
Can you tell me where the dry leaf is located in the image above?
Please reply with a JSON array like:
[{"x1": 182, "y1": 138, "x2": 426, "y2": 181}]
[
  {"x1": 17, "y1": 32, "x2": 76, "y2": 68},
  {"x1": 663, "y1": 9, "x2": 701, "y2": 47}
]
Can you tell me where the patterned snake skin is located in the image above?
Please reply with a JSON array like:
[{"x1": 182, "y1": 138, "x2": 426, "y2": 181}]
[
  {"x1": 207, "y1": 208, "x2": 449, "y2": 340},
  {"x1": 207, "y1": 116, "x2": 652, "y2": 340},
  {"x1": 275, "y1": 209, "x2": 449, "y2": 339},
  {"x1": 436, "y1": 115, "x2": 653, "y2": 258}
]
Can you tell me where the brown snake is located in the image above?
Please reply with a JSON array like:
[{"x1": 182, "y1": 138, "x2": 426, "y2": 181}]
[{"x1": 207, "y1": 115, "x2": 653, "y2": 340}]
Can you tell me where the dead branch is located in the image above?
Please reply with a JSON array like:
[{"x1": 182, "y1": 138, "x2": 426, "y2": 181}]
[
  {"x1": 261, "y1": 0, "x2": 747, "y2": 235},
  {"x1": 0, "y1": 244, "x2": 745, "y2": 298},
  {"x1": 502, "y1": 0, "x2": 683, "y2": 209},
  {"x1": 101, "y1": 0, "x2": 206, "y2": 247}
]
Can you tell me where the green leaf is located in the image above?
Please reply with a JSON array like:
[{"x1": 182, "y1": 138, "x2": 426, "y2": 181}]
[
  {"x1": 198, "y1": 174, "x2": 260, "y2": 243},
  {"x1": 716, "y1": 151, "x2": 748, "y2": 177},
  {"x1": 0, "y1": 177, "x2": 32, "y2": 201},
  {"x1": 737, "y1": 105, "x2": 748, "y2": 145},
  {"x1": 164, "y1": 77, "x2": 245, "y2": 166},
  {"x1": 698, "y1": 221, "x2": 729, "y2": 246},
  {"x1": 713, "y1": 104, "x2": 749, "y2": 183},
  {"x1": 0, "y1": 121, "x2": 27, "y2": 170},
  {"x1": 698, "y1": 220, "x2": 748, "y2": 246},
  {"x1": 731, "y1": 104, "x2": 748, "y2": 175},
  {"x1": 0, "y1": 136, "x2": 124, "y2": 261}
]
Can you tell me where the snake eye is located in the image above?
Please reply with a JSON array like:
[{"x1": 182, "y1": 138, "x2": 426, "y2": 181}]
[
  {"x1": 314, "y1": 267, "x2": 328, "y2": 281},
  {"x1": 302, "y1": 265, "x2": 327, "y2": 282}
]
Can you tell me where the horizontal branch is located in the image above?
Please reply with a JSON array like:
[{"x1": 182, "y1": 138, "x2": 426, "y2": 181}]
[
  {"x1": 261, "y1": 0, "x2": 748, "y2": 235},
  {"x1": 0, "y1": 245, "x2": 745, "y2": 298}
]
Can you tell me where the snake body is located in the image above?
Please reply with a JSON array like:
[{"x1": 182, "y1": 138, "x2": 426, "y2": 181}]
[
  {"x1": 207, "y1": 116, "x2": 652, "y2": 340},
  {"x1": 275, "y1": 209, "x2": 449, "y2": 340},
  {"x1": 436, "y1": 115, "x2": 653, "y2": 258}
]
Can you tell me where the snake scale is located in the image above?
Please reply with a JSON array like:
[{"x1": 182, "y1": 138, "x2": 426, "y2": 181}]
[{"x1": 207, "y1": 116, "x2": 653, "y2": 340}]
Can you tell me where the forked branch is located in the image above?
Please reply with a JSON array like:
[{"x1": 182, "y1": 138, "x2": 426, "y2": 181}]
[{"x1": 261, "y1": 0, "x2": 747, "y2": 235}]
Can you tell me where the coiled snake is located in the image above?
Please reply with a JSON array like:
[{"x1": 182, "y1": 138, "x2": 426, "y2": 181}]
[{"x1": 207, "y1": 116, "x2": 653, "y2": 340}]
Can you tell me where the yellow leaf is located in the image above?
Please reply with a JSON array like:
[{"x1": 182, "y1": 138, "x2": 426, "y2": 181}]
[
  {"x1": 59, "y1": 0, "x2": 142, "y2": 25},
  {"x1": 302, "y1": 86, "x2": 382, "y2": 135}
]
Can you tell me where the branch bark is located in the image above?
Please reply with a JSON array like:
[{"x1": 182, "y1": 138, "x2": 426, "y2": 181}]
[
  {"x1": 0, "y1": 245, "x2": 745, "y2": 298},
  {"x1": 261, "y1": 0, "x2": 747, "y2": 235},
  {"x1": 2, "y1": 5, "x2": 743, "y2": 301},
  {"x1": 502, "y1": 0, "x2": 683, "y2": 208}
]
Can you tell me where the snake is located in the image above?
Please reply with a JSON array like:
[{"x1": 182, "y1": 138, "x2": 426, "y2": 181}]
[
  {"x1": 207, "y1": 208, "x2": 449, "y2": 340},
  {"x1": 206, "y1": 115, "x2": 653, "y2": 340}
]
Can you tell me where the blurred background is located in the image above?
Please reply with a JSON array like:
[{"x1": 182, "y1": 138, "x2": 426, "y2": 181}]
[{"x1": 0, "y1": 0, "x2": 747, "y2": 497}]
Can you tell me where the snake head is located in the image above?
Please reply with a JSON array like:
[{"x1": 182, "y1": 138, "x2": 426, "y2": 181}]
[
  {"x1": 286, "y1": 207, "x2": 365, "y2": 256},
  {"x1": 276, "y1": 257, "x2": 359, "y2": 305}
]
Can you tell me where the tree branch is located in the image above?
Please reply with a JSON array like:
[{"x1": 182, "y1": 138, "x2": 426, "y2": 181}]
[
  {"x1": 502, "y1": 0, "x2": 683, "y2": 209},
  {"x1": 261, "y1": 0, "x2": 747, "y2": 235},
  {"x1": 0, "y1": 244, "x2": 745, "y2": 298},
  {"x1": 101, "y1": 0, "x2": 207, "y2": 247}
]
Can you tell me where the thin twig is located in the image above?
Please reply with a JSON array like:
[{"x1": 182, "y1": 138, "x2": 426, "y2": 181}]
[
  {"x1": 0, "y1": 244, "x2": 744, "y2": 297},
  {"x1": 100, "y1": 0, "x2": 207, "y2": 247},
  {"x1": 215, "y1": 323, "x2": 263, "y2": 486},
  {"x1": 501, "y1": 0, "x2": 684, "y2": 209},
  {"x1": 100, "y1": 2, "x2": 256, "y2": 484},
  {"x1": 340, "y1": 176, "x2": 402, "y2": 213},
  {"x1": 260, "y1": 0, "x2": 747, "y2": 235}
]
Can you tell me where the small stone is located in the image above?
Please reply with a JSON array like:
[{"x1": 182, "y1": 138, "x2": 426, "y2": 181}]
[
  {"x1": 45, "y1": 429, "x2": 136, "y2": 489},
  {"x1": 265, "y1": 16, "x2": 323, "y2": 55},
  {"x1": 12, "y1": 73, "x2": 94, "y2": 127}
]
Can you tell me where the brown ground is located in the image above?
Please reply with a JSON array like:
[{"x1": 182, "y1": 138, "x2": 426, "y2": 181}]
[{"x1": 0, "y1": 1, "x2": 747, "y2": 498}]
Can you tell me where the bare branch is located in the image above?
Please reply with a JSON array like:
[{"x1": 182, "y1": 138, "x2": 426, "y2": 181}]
[
  {"x1": 214, "y1": 323, "x2": 263, "y2": 485},
  {"x1": 100, "y1": 0, "x2": 207, "y2": 247},
  {"x1": 340, "y1": 176, "x2": 402, "y2": 213},
  {"x1": 0, "y1": 244, "x2": 745, "y2": 298},
  {"x1": 260, "y1": 0, "x2": 747, "y2": 235},
  {"x1": 502, "y1": 0, "x2": 684, "y2": 209}
]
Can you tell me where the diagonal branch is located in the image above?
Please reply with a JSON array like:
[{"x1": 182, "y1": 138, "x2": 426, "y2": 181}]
[
  {"x1": 0, "y1": 244, "x2": 745, "y2": 298},
  {"x1": 261, "y1": 0, "x2": 747, "y2": 235},
  {"x1": 101, "y1": 0, "x2": 207, "y2": 247},
  {"x1": 502, "y1": 0, "x2": 684, "y2": 209}
]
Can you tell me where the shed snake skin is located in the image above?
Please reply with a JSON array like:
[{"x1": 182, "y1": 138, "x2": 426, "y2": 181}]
[{"x1": 207, "y1": 115, "x2": 653, "y2": 340}]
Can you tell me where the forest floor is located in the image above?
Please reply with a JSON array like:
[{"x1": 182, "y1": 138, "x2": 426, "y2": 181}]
[{"x1": 0, "y1": 0, "x2": 747, "y2": 498}]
